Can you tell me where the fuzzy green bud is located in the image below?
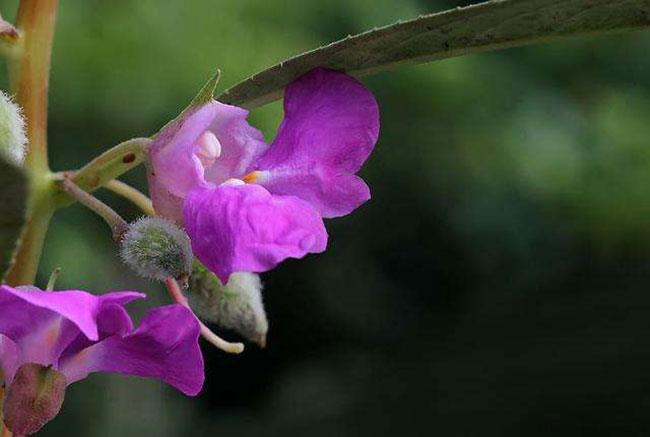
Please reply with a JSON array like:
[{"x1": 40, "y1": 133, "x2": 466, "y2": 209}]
[
  {"x1": 188, "y1": 261, "x2": 268, "y2": 347},
  {"x1": 0, "y1": 90, "x2": 26, "y2": 166},
  {"x1": 120, "y1": 217, "x2": 193, "y2": 282}
]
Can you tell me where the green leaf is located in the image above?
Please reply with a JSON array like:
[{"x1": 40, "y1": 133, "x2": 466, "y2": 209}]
[
  {"x1": 0, "y1": 157, "x2": 27, "y2": 278},
  {"x1": 219, "y1": 0, "x2": 650, "y2": 108}
]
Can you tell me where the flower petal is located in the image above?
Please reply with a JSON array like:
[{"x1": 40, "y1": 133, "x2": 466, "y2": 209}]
[
  {"x1": 203, "y1": 102, "x2": 268, "y2": 185},
  {"x1": 0, "y1": 334, "x2": 20, "y2": 384},
  {"x1": 148, "y1": 101, "x2": 268, "y2": 223},
  {"x1": 58, "y1": 302, "x2": 135, "y2": 364},
  {"x1": 0, "y1": 286, "x2": 144, "y2": 367},
  {"x1": 59, "y1": 305, "x2": 204, "y2": 396},
  {"x1": 0, "y1": 286, "x2": 143, "y2": 342},
  {"x1": 253, "y1": 68, "x2": 380, "y2": 218},
  {"x1": 148, "y1": 103, "x2": 218, "y2": 199},
  {"x1": 184, "y1": 184, "x2": 327, "y2": 282}
]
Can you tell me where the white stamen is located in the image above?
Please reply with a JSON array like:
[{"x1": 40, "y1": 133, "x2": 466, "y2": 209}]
[
  {"x1": 196, "y1": 131, "x2": 222, "y2": 168},
  {"x1": 222, "y1": 178, "x2": 246, "y2": 186}
]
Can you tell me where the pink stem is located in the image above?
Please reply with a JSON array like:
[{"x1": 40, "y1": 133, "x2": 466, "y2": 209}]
[{"x1": 164, "y1": 277, "x2": 244, "y2": 354}]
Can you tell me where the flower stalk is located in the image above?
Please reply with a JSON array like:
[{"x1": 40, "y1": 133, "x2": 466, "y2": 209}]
[
  {"x1": 165, "y1": 277, "x2": 245, "y2": 354},
  {"x1": 62, "y1": 177, "x2": 128, "y2": 241},
  {"x1": 105, "y1": 179, "x2": 155, "y2": 216}
]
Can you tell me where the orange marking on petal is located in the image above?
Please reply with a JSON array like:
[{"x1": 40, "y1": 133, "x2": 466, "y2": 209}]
[{"x1": 242, "y1": 172, "x2": 258, "y2": 183}]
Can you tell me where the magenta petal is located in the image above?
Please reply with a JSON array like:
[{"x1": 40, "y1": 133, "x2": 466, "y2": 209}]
[
  {"x1": 148, "y1": 101, "x2": 268, "y2": 223},
  {"x1": 203, "y1": 101, "x2": 268, "y2": 185},
  {"x1": 0, "y1": 334, "x2": 20, "y2": 384},
  {"x1": 0, "y1": 286, "x2": 144, "y2": 342},
  {"x1": 184, "y1": 184, "x2": 328, "y2": 282},
  {"x1": 59, "y1": 305, "x2": 204, "y2": 396},
  {"x1": 58, "y1": 302, "x2": 136, "y2": 363},
  {"x1": 148, "y1": 102, "x2": 220, "y2": 221},
  {"x1": 253, "y1": 68, "x2": 380, "y2": 218},
  {"x1": 149, "y1": 103, "x2": 218, "y2": 196}
]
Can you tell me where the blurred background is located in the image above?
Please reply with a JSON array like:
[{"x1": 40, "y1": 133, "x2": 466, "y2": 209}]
[{"x1": 3, "y1": 0, "x2": 650, "y2": 435}]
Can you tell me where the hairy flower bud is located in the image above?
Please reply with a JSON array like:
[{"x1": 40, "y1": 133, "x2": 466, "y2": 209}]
[
  {"x1": 3, "y1": 363, "x2": 67, "y2": 436},
  {"x1": 120, "y1": 217, "x2": 193, "y2": 281},
  {"x1": 0, "y1": 90, "x2": 26, "y2": 166},
  {"x1": 188, "y1": 261, "x2": 268, "y2": 347}
]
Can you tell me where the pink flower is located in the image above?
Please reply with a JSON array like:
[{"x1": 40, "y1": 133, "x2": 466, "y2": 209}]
[
  {"x1": 0, "y1": 285, "x2": 204, "y2": 397},
  {"x1": 148, "y1": 68, "x2": 380, "y2": 282}
]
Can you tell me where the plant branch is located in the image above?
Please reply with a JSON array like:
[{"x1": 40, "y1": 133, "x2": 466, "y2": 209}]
[
  {"x1": 4, "y1": 199, "x2": 53, "y2": 286},
  {"x1": 62, "y1": 178, "x2": 127, "y2": 241},
  {"x1": 104, "y1": 180, "x2": 155, "y2": 216},
  {"x1": 3, "y1": 0, "x2": 59, "y2": 286},
  {"x1": 9, "y1": 0, "x2": 58, "y2": 174}
]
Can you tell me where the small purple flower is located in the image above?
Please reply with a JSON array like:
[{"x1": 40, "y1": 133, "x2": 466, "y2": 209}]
[
  {"x1": 0, "y1": 284, "x2": 204, "y2": 432},
  {"x1": 148, "y1": 68, "x2": 380, "y2": 282}
]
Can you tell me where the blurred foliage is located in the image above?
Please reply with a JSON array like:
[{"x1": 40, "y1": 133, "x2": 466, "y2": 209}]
[{"x1": 2, "y1": 0, "x2": 650, "y2": 435}]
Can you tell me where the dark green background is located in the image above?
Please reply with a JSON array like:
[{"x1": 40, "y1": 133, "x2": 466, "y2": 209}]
[{"x1": 4, "y1": 0, "x2": 650, "y2": 435}]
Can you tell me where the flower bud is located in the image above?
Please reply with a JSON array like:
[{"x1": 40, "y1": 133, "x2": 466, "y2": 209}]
[
  {"x1": 120, "y1": 217, "x2": 193, "y2": 282},
  {"x1": 3, "y1": 363, "x2": 67, "y2": 436},
  {"x1": 188, "y1": 261, "x2": 268, "y2": 347},
  {"x1": 0, "y1": 12, "x2": 19, "y2": 42},
  {"x1": 0, "y1": 90, "x2": 26, "y2": 166}
]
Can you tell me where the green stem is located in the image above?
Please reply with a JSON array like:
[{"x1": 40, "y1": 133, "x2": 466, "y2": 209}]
[
  {"x1": 62, "y1": 178, "x2": 128, "y2": 241},
  {"x1": 45, "y1": 266, "x2": 61, "y2": 291},
  {"x1": 4, "y1": 0, "x2": 59, "y2": 286},
  {"x1": 4, "y1": 200, "x2": 54, "y2": 286},
  {"x1": 9, "y1": 0, "x2": 57, "y2": 175},
  {"x1": 104, "y1": 179, "x2": 155, "y2": 216},
  {"x1": 72, "y1": 137, "x2": 151, "y2": 193}
]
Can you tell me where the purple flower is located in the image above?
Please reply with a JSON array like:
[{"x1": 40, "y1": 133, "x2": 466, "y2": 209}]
[
  {"x1": 148, "y1": 68, "x2": 380, "y2": 282},
  {"x1": 0, "y1": 285, "x2": 204, "y2": 397}
]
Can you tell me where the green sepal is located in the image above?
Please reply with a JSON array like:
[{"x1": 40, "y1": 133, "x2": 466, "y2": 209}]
[{"x1": 189, "y1": 69, "x2": 222, "y2": 109}]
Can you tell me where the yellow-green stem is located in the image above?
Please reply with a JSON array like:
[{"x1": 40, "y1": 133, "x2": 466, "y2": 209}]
[
  {"x1": 72, "y1": 137, "x2": 151, "y2": 193},
  {"x1": 104, "y1": 179, "x2": 155, "y2": 216},
  {"x1": 4, "y1": 0, "x2": 59, "y2": 286},
  {"x1": 4, "y1": 199, "x2": 53, "y2": 286},
  {"x1": 9, "y1": 0, "x2": 57, "y2": 175}
]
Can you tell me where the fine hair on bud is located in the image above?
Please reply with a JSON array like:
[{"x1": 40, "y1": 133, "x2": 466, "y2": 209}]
[
  {"x1": 0, "y1": 89, "x2": 27, "y2": 166},
  {"x1": 120, "y1": 216, "x2": 193, "y2": 281},
  {"x1": 188, "y1": 261, "x2": 269, "y2": 347}
]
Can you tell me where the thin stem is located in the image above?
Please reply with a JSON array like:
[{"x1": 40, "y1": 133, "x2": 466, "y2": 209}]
[
  {"x1": 72, "y1": 137, "x2": 151, "y2": 193},
  {"x1": 9, "y1": 0, "x2": 58, "y2": 175},
  {"x1": 104, "y1": 180, "x2": 155, "y2": 216},
  {"x1": 62, "y1": 178, "x2": 127, "y2": 241},
  {"x1": 45, "y1": 266, "x2": 61, "y2": 291},
  {"x1": 165, "y1": 277, "x2": 245, "y2": 354},
  {"x1": 4, "y1": 203, "x2": 53, "y2": 286}
]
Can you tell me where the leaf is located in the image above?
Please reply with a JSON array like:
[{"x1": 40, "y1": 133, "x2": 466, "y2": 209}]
[
  {"x1": 0, "y1": 156, "x2": 27, "y2": 278},
  {"x1": 219, "y1": 0, "x2": 650, "y2": 108}
]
